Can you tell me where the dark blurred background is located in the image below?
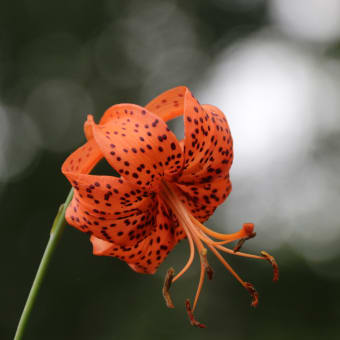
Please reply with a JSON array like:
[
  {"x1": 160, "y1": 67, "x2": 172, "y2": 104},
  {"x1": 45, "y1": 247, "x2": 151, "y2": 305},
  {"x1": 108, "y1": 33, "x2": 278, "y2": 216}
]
[{"x1": 2, "y1": 0, "x2": 340, "y2": 339}]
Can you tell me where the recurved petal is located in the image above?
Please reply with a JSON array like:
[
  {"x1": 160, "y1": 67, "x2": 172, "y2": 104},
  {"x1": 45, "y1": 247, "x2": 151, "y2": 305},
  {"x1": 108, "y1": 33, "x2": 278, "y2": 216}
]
[
  {"x1": 146, "y1": 87, "x2": 212, "y2": 177},
  {"x1": 145, "y1": 87, "x2": 233, "y2": 183},
  {"x1": 179, "y1": 94, "x2": 233, "y2": 183},
  {"x1": 145, "y1": 86, "x2": 187, "y2": 122},
  {"x1": 64, "y1": 171, "x2": 155, "y2": 216},
  {"x1": 66, "y1": 191, "x2": 157, "y2": 246},
  {"x1": 172, "y1": 176, "x2": 232, "y2": 222},
  {"x1": 62, "y1": 139, "x2": 102, "y2": 178},
  {"x1": 62, "y1": 136, "x2": 156, "y2": 215},
  {"x1": 189, "y1": 104, "x2": 233, "y2": 180},
  {"x1": 87, "y1": 104, "x2": 184, "y2": 192},
  {"x1": 62, "y1": 136, "x2": 159, "y2": 244},
  {"x1": 90, "y1": 197, "x2": 186, "y2": 274},
  {"x1": 90, "y1": 236, "x2": 113, "y2": 254}
]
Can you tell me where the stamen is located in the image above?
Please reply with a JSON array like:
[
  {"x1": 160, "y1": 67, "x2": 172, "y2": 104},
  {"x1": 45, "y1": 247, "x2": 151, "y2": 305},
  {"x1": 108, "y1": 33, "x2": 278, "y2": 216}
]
[
  {"x1": 216, "y1": 244, "x2": 265, "y2": 260},
  {"x1": 199, "y1": 248, "x2": 214, "y2": 280},
  {"x1": 261, "y1": 251, "x2": 279, "y2": 282},
  {"x1": 172, "y1": 223, "x2": 196, "y2": 283},
  {"x1": 244, "y1": 282, "x2": 259, "y2": 307},
  {"x1": 189, "y1": 218, "x2": 278, "y2": 309},
  {"x1": 159, "y1": 181, "x2": 277, "y2": 327},
  {"x1": 189, "y1": 237, "x2": 208, "y2": 311},
  {"x1": 206, "y1": 264, "x2": 214, "y2": 280},
  {"x1": 192, "y1": 260, "x2": 206, "y2": 311},
  {"x1": 207, "y1": 243, "x2": 259, "y2": 306},
  {"x1": 162, "y1": 182, "x2": 211, "y2": 312},
  {"x1": 185, "y1": 299, "x2": 206, "y2": 328},
  {"x1": 162, "y1": 267, "x2": 175, "y2": 308},
  {"x1": 216, "y1": 244, "x2": 279, "y2": 283},
  {"x1": 191, "y1": 219, "x2": 265, "y2": 261}
]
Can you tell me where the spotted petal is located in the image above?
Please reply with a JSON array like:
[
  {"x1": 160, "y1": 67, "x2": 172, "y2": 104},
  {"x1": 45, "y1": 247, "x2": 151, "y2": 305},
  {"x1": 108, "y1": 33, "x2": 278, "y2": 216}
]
[
  {"x1": 145, "y1": 87, "x2": 233, "y2": 183},
  {"x1": 145, "y1": 86, "x2": 187, "y2": 122},
  {"x1": 90, "y1": 197, "x2": 186, "y2": 274},
  {"x1": 87, "y1": 104, "x2": 184, "y2": 192},
  {"x1": 187, "y1": 104, "x2": 233, "y2": 181},
  {"x1": 67, "y1": 191, "x2": 157, "y2": 246},
  {"x1": 62, "y1": 139, "x2": 102, "y2": 176},
  {"x1": 62, "y1": 137, "x2": 158, "y2": 245},
  {"x1": 172, "y1": 176, "x2": 232, "y2": 222}
]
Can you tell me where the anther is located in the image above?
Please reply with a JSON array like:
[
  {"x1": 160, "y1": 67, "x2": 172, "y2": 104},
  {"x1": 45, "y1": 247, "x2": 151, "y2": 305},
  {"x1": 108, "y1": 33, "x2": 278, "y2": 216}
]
[
  {"x1": 233, "y1": 233, "x2": 256, "y2": 252},
  {"x1": 261, "y1": 251, "x2": 279, "y2": 282},
  {"x1": 185, "y1": 299, "x2": 206, "y2": 328},
  {"x1": 162, "y1": 267, "x2": 175, "y2": 308},
  {"x1": 200, "y1": 248, "x2": 213, "y2": 280},
  {"x1": 205, "y1": 265, "x2": 214, "y2": 280},
  {"x1": 244, "y1": 282, "x2": 259, "y2": 307}
]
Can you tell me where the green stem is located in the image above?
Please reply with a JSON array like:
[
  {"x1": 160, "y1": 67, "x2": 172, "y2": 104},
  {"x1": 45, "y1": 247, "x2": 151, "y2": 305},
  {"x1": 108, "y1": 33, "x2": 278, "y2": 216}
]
[{"x1": 14, "y1": 189, "x2": 74, "y2": 340}]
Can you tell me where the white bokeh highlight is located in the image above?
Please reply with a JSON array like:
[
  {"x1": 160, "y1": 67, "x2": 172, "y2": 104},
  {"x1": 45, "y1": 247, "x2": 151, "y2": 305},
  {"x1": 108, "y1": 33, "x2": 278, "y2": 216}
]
[
  {"x1": 25, "y1": 79, "x2": 94, "y2": 152},
  {"x1": 270, "y1": 0, "x2": 340, "y2": 43},
  {"x1": 197, "y1": 31, "x2": 340, "y2": 261},
  {"x1": 0, "y1": 105, "x2": 41, "y2": 182}
]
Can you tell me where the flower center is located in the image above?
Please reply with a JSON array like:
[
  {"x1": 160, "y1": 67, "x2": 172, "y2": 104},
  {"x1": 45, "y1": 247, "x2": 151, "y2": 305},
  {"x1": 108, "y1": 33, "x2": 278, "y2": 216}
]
[{"x1": 159, "y1": 180, "x2": 279, "y2": 327}]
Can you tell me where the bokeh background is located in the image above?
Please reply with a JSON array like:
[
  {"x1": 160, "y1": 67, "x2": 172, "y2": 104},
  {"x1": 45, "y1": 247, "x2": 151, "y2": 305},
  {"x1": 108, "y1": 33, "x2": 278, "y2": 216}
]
[{"x1": 2, "y1": 0, "x2": 340, "y2": 339}]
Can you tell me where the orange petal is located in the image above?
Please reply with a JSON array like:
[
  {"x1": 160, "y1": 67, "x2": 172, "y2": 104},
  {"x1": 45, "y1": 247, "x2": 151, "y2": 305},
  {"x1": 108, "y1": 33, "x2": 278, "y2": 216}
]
[
  {"x1": 129, "y1": 199, "x2": 186, "y2": 273},
  {"x1": 90, "y1": 236, "x2": 113, "y2": 254},
  {"x1": 146, "y1": 87, "x2": 215, "y2": 180},
  {"x1": 90, "y1": 197, "x2": 185, "y2": 274},
  {"x1": 194, "y1": 104, "x2": 233, "y2": 179},
  {"x1": 66, "y1": 191, "x2": 157, "y2": 246},
  {"x1": 145, "y1": 86, "x2": 187, "y2": 122},
  {"x1": 145, "y1": 87, "x2": 233, "y2": 184},
  {"x1": 87, "y1": 105, "x2": 184, "y2": 191},
  {"x1": 179, "y1": 97, "x2": 233, "y2": 183},
  {"x1": 172, "y1": 176, "x2": 232, "y2": 222},
  {"x1": 65, "y1": 171, "x2": 155, "y2": 216},
  {"x1": 62, "y1": 137, "x2": 160, "y2": 245},
  {"x1": 62, "y1": 139, "x2": 102, "y2": 178},
  {"x1": 90, "y1": 234, "x2": 154, "y2": 271},
  {"x1": 146, "y1": 87, "x2": 217, "y2": 179}
]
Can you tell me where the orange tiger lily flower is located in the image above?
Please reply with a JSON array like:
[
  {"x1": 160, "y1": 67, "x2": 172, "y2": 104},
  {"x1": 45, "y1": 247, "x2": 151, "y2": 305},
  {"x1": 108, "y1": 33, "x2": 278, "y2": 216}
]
[{"x1": 62, "y1": 86, "x2": 278, "y2": 328}]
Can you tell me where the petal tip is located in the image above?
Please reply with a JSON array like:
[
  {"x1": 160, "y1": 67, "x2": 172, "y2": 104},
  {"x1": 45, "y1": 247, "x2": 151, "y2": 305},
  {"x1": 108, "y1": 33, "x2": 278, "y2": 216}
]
[{"x1": 84, "y1": 115, "x2": 95, "y2": 141}]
